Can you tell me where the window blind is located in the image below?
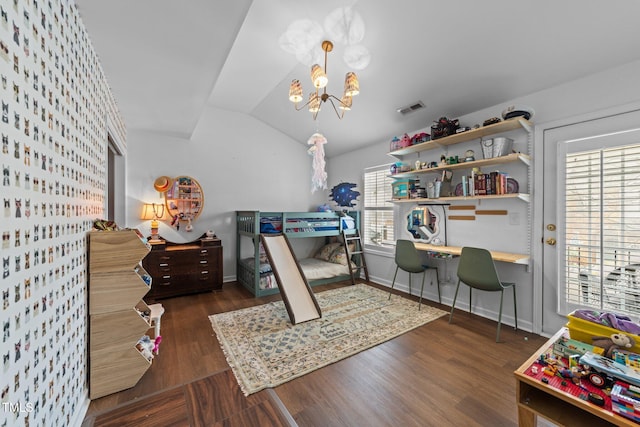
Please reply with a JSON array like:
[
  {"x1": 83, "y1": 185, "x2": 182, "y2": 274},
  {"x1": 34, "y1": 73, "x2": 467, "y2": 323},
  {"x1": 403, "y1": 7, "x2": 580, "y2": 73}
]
[
  {"x1": 363, "y1": 164, "x2": 395, "y2": 247},
  {"x1": 565, "y1": 143, "x2": 640, "y2": 315}
]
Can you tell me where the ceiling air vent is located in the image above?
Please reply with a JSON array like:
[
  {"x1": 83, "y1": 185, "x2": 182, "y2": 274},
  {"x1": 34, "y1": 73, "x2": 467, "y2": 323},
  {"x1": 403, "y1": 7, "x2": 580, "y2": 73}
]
[{"x1": 397, "y1": 101, "x2": 425, "y2": 115}]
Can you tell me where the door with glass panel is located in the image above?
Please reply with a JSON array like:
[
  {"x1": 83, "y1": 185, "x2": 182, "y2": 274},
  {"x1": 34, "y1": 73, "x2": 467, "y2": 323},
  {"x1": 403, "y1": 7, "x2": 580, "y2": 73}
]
[{"x1": 542, "y1": 109, "x2": 640, "y2": 334}]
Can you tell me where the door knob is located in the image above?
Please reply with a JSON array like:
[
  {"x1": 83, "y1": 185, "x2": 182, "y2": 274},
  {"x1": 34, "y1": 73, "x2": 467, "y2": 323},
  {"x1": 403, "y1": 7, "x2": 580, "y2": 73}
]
[{"x1": 546, "y1": 238, "x2": 556, "y2": 246}]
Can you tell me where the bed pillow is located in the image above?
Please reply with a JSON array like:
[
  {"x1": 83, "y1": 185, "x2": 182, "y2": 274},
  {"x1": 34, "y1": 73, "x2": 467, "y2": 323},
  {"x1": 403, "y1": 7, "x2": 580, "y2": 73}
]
[
  {"x1": 315, "y1": 242, "x2": 343, "y2": 261},
  {"x1": 328, "y1": 243, "x2": 356, "y2": 265}
]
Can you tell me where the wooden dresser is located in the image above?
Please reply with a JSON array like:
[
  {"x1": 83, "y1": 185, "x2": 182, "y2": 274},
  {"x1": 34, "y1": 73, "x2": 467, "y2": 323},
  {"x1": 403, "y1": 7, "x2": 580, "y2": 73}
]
[{"x1": 143, "y1": 236, "x2": 223, "y2": 301}]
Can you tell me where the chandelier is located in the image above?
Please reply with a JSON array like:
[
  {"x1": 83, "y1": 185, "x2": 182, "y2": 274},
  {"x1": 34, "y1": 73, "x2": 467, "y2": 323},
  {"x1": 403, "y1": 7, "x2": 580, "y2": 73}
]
[{"x1": 288, "y1": 40, "x2": 360, "y2": 120}]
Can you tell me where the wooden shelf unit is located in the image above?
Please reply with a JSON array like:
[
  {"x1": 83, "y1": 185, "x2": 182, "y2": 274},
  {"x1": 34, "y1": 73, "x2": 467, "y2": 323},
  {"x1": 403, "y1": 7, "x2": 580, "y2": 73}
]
[
  {"x1": 391, "y1": 192, "x2": 530, "y2": 204},
  {"x1": 388, "y1": 116, "x2": 533, "y2": 266},
  {"x1": 515, "y1": 328, "x2": 637, "y2": 426},
  {"x1": 389, "y1": 152, "x2": 531, "y2": 179},
  {"x1": 165, "y1": 176, "x2": 204, "y2": 223},
  {"x1": 88, "y1": 229, "x2": 152, "y2": 399},
  {"x1": 387, "y1": 117, "x2": 532, "y2": 157}
]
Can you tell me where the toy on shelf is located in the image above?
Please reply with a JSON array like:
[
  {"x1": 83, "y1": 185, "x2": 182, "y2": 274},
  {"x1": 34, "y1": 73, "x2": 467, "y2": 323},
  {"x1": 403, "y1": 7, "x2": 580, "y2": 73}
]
[{"x1": 136, "y1": 335, "x2": 155, "y2": 361}]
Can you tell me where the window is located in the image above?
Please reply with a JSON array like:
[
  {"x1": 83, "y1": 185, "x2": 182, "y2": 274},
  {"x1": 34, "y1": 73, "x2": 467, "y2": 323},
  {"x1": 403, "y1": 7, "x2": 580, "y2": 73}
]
[
  {"x1": 563, "y1": 141, "x2": 640, "y2": 316},
  {"x1": 363, "y1": 164, "x2": 395, "y2": 249}
]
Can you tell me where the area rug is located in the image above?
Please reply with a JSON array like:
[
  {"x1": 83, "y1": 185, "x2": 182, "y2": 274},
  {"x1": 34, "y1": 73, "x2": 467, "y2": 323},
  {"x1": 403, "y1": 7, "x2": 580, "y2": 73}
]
[{"x1": 209, "y1": 284, "x2": 447, "y2": 395}]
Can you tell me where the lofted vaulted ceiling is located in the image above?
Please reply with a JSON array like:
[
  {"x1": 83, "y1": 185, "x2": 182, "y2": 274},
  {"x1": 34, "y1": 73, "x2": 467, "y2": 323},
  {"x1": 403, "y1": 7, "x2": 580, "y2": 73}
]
[{"x1": 74, "y1": 0, "x2": 640, "y2": 157}]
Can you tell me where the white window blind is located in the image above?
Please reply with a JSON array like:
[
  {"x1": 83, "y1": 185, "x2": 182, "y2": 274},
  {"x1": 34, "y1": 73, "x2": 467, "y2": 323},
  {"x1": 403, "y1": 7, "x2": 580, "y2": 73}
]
[
  {"x1": 363, "y1": 164, "x2": 395, "y2": 248},
  {"x1": 565, "y1": 142, "x2": 640, "y2": 316}
]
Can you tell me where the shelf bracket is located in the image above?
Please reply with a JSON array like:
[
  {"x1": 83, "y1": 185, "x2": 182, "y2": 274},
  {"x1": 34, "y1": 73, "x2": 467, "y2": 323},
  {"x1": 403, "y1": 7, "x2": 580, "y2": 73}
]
[
  {"x1": 519, "y1": 154, "x2": 531, "y2": 167},
  {"x1": 518, "y1": 118, "x2": 533, "y2": 134}
]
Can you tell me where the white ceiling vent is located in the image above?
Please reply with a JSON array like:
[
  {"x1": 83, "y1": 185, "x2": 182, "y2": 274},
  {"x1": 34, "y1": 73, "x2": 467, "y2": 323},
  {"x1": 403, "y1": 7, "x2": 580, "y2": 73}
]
[{"x1": 397, "y1": 101, "x2": 425, "y2": 115}]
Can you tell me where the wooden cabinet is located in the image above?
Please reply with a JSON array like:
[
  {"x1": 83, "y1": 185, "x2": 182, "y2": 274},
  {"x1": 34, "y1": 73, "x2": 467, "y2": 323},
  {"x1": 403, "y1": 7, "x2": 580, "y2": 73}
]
[
  {"x1": 88, "y1": 229, "x2": 152, "y2": 399},
  {"x1": 143, "y1": 237, "x2": 223, "y2": 301}
]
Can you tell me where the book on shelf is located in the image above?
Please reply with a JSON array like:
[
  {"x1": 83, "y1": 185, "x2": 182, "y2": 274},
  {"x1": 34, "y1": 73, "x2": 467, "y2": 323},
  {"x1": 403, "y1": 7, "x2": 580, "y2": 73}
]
[{"x1": 463, "y1": 170, "x2": 509, "y2": 196}]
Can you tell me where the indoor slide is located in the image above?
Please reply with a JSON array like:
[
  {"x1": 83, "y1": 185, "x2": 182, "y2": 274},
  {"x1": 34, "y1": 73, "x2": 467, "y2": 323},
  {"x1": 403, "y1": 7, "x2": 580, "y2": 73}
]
[{"x1": 259, "y1": 234, "x2": 322, "y2": 324}]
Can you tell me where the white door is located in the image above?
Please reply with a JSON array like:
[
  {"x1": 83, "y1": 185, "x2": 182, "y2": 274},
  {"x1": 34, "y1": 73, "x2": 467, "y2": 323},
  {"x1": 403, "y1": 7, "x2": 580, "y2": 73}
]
[{"x1": 541, "y1": 108, "x2": 640, "y2": 335}]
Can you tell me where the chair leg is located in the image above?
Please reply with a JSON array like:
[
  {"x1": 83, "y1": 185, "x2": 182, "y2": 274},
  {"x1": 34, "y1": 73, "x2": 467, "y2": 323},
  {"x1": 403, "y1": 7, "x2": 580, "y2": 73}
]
[
  {"x1": 434, "y1": 268, "x2": 441, "y2": 304},
  {"x1": 449, "y1": 280, "x2": 461, "y2": 324},
  {"x1": 468, "y1": 288, "x2": 473, "y2": 314},
  {"x1": 418, "y1": 271, "x2": 426, "y2": 310},
  {"x1": 408, "y1": 273, "x2": 412, "y2": 298},
  {"x1": 513, "y1": 285, "x2": 518, "y2": 331},
  {"x1": 496, "y1": 289, "x2": 504, "y2": 342},
  {"x1": 388, "y1": 266, "x2": 399, "y2": 300}
]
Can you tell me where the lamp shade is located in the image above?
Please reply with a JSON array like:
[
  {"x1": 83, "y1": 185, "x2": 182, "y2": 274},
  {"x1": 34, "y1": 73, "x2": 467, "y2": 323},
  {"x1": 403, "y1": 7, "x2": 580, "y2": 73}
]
[
  {"x1": 141, "y1": 203, "x2": 156, "y2": 220},
  {"x1": 141, "y1": 203, "x2": 165, "y2": 220},
  {"x1": 311, "y1": 64, "x2": 328, "y2": 89},
  {"x1": 308, "y1": 92, "x2": 321, "y2": 113},
  {"x1": 288, "y1": 79, "x2": 303, "y2": 103},
  {"x1": 339, "y1": 95, "x2": 352, "y2": 111},
  {"x1": 153, "y1": 176, "x2": 173, "y2": 193},
  {"x1": 344, "y1": 72, "x2": 359, "y2": 97}
]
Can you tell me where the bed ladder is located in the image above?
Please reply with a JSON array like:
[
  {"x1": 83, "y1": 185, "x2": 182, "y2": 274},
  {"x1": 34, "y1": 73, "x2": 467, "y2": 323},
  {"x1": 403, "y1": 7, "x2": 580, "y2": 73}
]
[{"x1": 342, "y1": 229, "x2": 369, "y2": 285}]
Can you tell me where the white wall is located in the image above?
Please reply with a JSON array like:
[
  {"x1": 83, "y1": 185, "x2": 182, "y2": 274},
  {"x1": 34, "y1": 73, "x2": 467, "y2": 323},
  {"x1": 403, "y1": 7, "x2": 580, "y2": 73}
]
[
  {"x1": 328, "y1": 59, "x2": 640, "y2": 335},
  {"x1": 126, "y1": 106, "x2": 323, "y2": 279}
]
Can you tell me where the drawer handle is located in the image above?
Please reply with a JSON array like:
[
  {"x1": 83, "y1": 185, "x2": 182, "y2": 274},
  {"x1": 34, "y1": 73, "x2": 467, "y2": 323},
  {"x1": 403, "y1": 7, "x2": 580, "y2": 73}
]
[
  {"x1": 162, "y1": 275, "x2": 171, "y2": 279},
  {"x1": 201, "y1": 271, "x2": 209, "y2": 274},
  {"x1": 199, "y1": 260, "x2": 208, "y2": 264},
  {"x1": 159, "y1": 256, "x2": 171, "y2": 260},
  {"x1": 200, "y1": 249, "x2": 208, "y2": 254},
  {"x1": 159, "y1": 263, "x2": 169, "y2": 267}
]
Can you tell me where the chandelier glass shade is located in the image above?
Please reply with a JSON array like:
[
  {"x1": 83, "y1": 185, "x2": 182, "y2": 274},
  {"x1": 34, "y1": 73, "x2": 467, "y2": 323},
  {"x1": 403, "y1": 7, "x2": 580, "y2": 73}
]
[{"x1": 288, "y1": 40, "x2": 359, "y2": 120}]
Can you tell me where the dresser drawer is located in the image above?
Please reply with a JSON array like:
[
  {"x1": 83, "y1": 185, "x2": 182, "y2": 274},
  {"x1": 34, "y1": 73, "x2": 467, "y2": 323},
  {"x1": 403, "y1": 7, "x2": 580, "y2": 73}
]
[{"x1": 143, "y1": 240, "x2": 223, "y2": 301}]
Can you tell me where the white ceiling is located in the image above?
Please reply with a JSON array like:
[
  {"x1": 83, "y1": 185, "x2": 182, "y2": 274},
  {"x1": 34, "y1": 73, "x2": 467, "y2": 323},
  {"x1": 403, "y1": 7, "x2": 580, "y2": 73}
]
[{"x1": 74, "y1": 0, "x2": 640, "y2": 157}]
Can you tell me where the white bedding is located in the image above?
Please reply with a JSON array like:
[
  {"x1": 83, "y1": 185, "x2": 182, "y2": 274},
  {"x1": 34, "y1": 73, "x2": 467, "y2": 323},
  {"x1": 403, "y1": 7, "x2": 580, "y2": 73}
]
[
  {"x1": 241, "y1": 256, "x2": 349, "y2": 287},
  {"x1": 298, "y1": 257, "x2": 350, "y2": 280}
]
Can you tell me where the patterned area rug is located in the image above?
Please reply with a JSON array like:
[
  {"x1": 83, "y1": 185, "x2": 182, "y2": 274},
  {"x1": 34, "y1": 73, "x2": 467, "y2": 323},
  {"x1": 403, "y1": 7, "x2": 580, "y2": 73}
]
[{"x1": 209, "y1": 284, "x2": 447, "y2": 395}]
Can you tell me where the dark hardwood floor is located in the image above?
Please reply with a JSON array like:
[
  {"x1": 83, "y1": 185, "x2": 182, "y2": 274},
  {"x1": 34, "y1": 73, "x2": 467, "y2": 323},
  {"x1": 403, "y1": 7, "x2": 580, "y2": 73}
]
[{"x1": 82, "y1": 281, "x2": 548, "y2": 427}]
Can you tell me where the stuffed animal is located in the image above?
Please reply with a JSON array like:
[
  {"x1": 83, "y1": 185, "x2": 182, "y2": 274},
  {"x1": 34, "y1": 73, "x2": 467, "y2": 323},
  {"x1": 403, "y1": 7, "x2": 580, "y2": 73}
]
[{"x1": 592, "y1": 333, "x2": 636, "y2": 358}]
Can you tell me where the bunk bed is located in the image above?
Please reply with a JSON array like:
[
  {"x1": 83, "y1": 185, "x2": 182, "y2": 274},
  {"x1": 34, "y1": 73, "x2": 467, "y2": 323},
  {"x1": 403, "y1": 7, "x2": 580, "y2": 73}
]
[{"x1": 236, "y1": 210, "x2": 361, "y2": 297}]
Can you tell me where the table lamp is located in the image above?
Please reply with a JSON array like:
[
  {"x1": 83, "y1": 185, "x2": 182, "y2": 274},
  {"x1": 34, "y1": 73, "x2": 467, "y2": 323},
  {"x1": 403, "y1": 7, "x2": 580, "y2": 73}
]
[{"x1": 141, "y1": 203, "x2": 165, "y2": 241}]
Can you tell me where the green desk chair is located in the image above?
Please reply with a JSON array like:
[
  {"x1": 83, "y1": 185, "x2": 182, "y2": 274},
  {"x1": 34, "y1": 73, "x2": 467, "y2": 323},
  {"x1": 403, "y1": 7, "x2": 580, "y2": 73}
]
[
  {"x1": 449, "y1": 246, "x2": 517, "y2": 342},
  {"x1": 388, "y1": 239, "x2": 441, "y2": 309}
]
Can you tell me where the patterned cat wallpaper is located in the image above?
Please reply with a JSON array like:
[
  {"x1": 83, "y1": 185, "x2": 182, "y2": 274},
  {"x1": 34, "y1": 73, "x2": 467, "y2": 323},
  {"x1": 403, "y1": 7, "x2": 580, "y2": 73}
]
[{"x1": 1, "y1": 1, "x2": 125, "y2": 426}]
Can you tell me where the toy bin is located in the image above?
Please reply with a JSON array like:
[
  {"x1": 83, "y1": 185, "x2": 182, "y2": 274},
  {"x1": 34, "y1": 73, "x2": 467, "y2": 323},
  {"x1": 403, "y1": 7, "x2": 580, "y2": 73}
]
[{"x1": 566, "y1": 311, "x2": 640, "y2": 354}]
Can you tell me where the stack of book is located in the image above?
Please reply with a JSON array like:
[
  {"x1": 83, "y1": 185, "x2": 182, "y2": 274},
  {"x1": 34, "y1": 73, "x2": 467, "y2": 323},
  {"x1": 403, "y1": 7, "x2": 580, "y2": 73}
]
[{"x1": 461, "y1": 171, "x2": 511, "y2": 196}]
